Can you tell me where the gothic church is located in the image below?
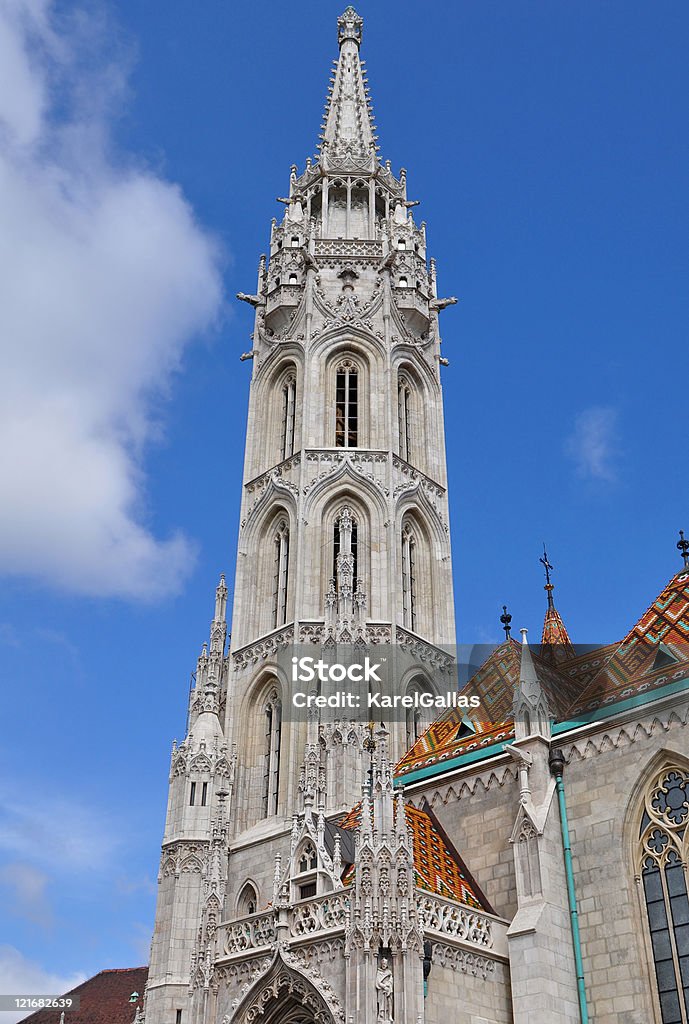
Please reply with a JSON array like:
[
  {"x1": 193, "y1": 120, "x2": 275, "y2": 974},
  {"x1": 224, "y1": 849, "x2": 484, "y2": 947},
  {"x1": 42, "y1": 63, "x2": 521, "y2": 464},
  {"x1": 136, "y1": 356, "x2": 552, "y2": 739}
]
[{"x1": 141, "y1": 10, "x2": 689, "y2": 1024}]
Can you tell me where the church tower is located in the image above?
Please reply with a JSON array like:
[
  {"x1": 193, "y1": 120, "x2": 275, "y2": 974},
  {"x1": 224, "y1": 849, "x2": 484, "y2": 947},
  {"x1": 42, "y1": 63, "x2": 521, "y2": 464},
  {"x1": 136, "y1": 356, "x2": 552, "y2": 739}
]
[
  {"x1": 145, "y1": 9, "x2": 462, "y2": 1022},
  {"x1": 227, "y1": 3, "x2": 458, "y2": 825}
]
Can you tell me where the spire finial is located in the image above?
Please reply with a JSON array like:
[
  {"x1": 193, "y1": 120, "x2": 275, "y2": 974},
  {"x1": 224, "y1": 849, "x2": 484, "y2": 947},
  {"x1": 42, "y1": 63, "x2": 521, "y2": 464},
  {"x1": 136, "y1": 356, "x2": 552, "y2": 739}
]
[
  {"x1": 338, "y1": 7, "x2": 363, "y2": 48},
  {"x1": 500, "y1": 604, "x2": 512, "y2": 641},
  {"x1": 540, "y1": 543, "x2": 555, "y2": 609},
  {"x1": 678, "y1": 530, "x2": 689, "y2": 569}
]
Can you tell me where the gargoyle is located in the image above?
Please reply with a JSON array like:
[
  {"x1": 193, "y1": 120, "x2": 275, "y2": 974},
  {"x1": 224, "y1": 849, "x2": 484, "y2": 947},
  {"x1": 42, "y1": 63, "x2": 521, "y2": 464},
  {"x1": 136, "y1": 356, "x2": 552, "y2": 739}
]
[
  {"x1": 430, "y1": 296, "x2": 458, "y2": 312},
  {"x1": 236, "y1": 292, "x2": 265, "y2": 308}
]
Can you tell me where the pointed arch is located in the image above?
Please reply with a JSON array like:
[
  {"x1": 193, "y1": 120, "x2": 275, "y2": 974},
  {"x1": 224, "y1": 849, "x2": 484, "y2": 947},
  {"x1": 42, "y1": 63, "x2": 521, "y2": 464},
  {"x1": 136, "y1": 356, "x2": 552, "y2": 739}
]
[
  {"x1": 306, "y1": 486, "x2": 384, "y2": 619},
  {"x1": 249, "y1": 350, "x2": 304, "y2": 475},
  {"x1": 400, "y1": 668, "x2": 439, "y2": 751},
  {"x1": 625, "y1": 749, "x2": 689, "y2": 1023},
  {"x1": 246, "y1": 504, "x2": 295, "y2": 636},
  {"x1": 238, "y1": 669, "x2": 289, "y2": 823},
  {"x1": 237, "y1": 879, "x2": 259, "y2": 917},
  {"x1": 309, "y1": 328, "x2": 387, "y2": 448},
  {"x1": 228, "y1": 949, "x2": 340, "y2": 1024},
  {"x1": 398, "y1": 509, "x2": 436, "y2": 638}
]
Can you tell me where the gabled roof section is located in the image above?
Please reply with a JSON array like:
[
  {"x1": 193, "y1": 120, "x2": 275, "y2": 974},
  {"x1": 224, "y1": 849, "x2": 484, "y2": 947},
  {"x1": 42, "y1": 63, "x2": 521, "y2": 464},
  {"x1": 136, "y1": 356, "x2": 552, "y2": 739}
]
[
  {"x1": 22, "y1": 968, "x2": 148, "y2": 1024},
  {"x1": 396, "y1": 637, "x2": 587, "y2": 778},
  {"x1": 338, "y1": 798, "x2": 488, "y2": 910},
  {"x1": 317, "y1": 8, "x2": 379, "y2": 171},
  {"x1": 566, "y1": 568, "x2": 689, "y2": 717}
]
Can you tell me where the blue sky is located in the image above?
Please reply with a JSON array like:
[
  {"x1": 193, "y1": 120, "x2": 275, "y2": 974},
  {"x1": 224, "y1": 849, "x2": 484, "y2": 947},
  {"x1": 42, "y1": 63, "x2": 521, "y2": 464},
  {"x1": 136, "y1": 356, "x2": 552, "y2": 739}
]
[{"x1": 0, "y1": 0, "x2": 687, "y2": 1001}]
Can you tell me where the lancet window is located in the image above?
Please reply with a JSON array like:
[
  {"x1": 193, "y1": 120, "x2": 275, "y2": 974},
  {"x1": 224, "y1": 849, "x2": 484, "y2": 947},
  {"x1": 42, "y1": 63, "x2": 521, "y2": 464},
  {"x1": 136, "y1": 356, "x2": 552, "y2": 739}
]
[
  {"x1": 280, "y1": 373, "x2": 296, "y2": 460},
  {"x1": 262, "y1": 691, "x2": 282, "y2": 818},
  {"x1": 237, "y1": 882, "x2": 258, "y2": 917},
  {"x1": 333, "y1": 508, "x2": 358, "y2": 591},
  {"x1": 335, "y1": 359, "x2": 358, "y2": 447},
  {"x1": 401, "y1": 522, "x2": 417, "y2": 631},
  {"x1": 273, "y1": 520, "x2": 290, "y2": 628},
  {"x1": 638, "y1": 764, "x2": 689, "y2": 1023},
  {"x1": 398, "y1": 375, "x2": 412, "y2": 463}
]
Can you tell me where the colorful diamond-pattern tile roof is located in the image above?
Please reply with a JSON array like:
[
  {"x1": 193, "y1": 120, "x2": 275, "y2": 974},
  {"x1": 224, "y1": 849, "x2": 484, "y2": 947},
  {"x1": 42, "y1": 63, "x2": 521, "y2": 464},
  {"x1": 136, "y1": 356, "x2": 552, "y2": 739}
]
[
  {"x1": 396, "y1": 569, "x2": 689, "y2": 779},
  {"x1": 541, "y1": 604, "x2": 576, "y2": 658},
  {"x1": 338, "y1": 799, "x2": 489, "y2": 910},
  {"x1": 569, "y1": 568, "x2": 689, "y2": 715}
]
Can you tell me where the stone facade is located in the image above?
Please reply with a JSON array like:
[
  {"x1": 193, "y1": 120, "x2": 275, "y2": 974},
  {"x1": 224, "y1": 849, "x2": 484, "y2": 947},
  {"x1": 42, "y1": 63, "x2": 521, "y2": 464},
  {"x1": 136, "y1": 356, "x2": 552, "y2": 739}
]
[{"x1": 143, "y1": 8, "x2": 689, "y2": 1024}]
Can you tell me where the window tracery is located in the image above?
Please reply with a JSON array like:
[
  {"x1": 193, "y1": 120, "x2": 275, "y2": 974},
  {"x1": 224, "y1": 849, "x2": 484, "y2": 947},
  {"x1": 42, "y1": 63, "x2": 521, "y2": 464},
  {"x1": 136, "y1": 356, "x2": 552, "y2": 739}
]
[{"x1": 638, "y1": 764, "x2": 689, "y2": 1022}]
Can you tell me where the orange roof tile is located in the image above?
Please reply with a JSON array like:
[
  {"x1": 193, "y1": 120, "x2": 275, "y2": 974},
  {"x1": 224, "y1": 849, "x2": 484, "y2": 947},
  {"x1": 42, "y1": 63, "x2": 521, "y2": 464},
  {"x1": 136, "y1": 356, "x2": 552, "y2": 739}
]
[{"x1": 338, "y1": 799, "x2": 489, "y2": 910}]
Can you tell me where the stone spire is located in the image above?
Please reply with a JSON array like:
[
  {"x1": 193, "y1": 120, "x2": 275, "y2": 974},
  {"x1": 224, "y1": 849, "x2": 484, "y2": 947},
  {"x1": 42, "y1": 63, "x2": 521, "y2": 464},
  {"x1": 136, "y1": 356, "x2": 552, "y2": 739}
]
[
  {"x1": 513, "y1": 628, "x2": 551, "y2": 742},
  {"x1": 318, "y1": 7, "x2": 379, "y2": 170}
]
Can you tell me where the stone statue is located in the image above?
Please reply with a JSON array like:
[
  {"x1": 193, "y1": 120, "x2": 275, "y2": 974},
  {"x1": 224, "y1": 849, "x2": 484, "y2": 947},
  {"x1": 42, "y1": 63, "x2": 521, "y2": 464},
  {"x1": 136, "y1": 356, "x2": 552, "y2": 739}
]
[{"x1": 375, "y1": 957, "x2": 394, "y2": 1022}]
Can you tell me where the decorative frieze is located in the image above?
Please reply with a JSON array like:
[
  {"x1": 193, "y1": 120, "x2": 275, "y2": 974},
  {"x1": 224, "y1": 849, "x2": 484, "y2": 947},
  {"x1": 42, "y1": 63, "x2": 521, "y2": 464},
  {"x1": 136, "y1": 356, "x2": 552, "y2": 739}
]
[
  {"x1": 432, "y1": 941, "x2": 496, "y2": 981},
  {"x1": 232, "y1": 626, "x2": 295, "y2": 670}
]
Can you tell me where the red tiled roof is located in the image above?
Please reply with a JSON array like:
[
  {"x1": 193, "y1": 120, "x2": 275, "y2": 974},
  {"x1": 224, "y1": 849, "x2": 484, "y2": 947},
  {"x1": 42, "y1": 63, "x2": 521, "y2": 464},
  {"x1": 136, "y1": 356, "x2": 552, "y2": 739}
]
[
  {"x1": 338, "y1": 799, "x2": 488, "y2": 910},
  {"x1": 22, "y1": 967, "x2": 148, "y2": 1024}
]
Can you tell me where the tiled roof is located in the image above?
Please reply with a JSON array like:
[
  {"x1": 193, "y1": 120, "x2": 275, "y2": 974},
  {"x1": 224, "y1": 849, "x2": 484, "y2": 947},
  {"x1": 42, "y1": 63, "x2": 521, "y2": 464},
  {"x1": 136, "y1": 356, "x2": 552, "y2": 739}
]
[
  {"x1": 338, "y1": 799, "x2": 489, "y2": 910},
  {"x1": 396, "y1": 637, "x2": 582, "y2": 777},
  {"x1": 567, "y1": 569, "x2": 689, "y2": 716},
  {"x1": 21, "y1": 967, "x2": 148, "y2": 1024},
  {"x1": 396, "y1": 569, "x2": 689, "y2": 778},
  {"x1": 541, "y1": 604, "x2": 575, "y2": 658}
]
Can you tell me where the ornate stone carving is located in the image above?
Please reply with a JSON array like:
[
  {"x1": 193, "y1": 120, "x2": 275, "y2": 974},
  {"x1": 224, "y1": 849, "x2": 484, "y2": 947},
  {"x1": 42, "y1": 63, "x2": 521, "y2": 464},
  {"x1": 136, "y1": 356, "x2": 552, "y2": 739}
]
[
  {"x1": 232, "y1": 626, "x2": 295, "y2": 670},
  {"x1": 375, "y1": 957, "x2": 394, "y2": 1022},
  {"x1": 416, "y1": 893, "x2": 493, "y2": 948}
]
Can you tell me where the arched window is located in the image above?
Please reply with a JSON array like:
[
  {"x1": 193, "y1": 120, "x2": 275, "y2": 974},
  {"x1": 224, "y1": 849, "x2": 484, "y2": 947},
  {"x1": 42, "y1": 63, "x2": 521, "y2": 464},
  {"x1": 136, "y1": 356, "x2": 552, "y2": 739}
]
[
  {"x1": 397, "y1": 239, "x2": 406, "y2": 250},
  {"x1": 401, "y1": 522, "x2": 417, "y2": 632},
  {"x1": 262, "y1": 691, "x2": 282, "y2": 817},
  {"x1": 335, "y1": 359, "x2": 358, "y2": 447},
  {"x1": 298, "y1": 842, "x2": 318, "y2": 873},
  {"x1": 237, "y1": 882, "x2": 258, "y2": 917},
  {"x1": 281, "y1": 374, "x2": 296, "y2": 460},
  {"x1": 288, "y1": 273, "x2": 298, "y2": 284},
  {"x1": 272, "y1": 520, "x2": 290, "y2": 628},
  {"x1": 405, "y1": 706, "x2": 423, "y2": 750},
  {"x1": 404, "y1": 677, "x2": 435, "y2": 749},
  {"x1": 291, "y1": 235, "x2": 300, "y2": 247},
  {"x1": 399, "y1": 276, "x2": 408, "y2": 288},
  {"x1": 638, "y1": 764, "x2": 689, "y2": 1022},
  {"x1": 517, "y1": 819, "x2": 542, "y2": 898},
  {"x1": 333, "y1": 507, "x2": 358, "y2": 591},
  {"x1": 398, "y1": 375, "x2": 412, "y2": 463}
]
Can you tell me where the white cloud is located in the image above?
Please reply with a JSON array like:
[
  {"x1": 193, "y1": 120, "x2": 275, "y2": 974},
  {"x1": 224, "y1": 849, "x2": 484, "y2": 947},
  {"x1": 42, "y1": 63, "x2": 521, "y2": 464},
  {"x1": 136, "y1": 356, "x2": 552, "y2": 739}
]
[
  {"x1": 565, "y1": 406, "x2": 619, "y2": 482},
  {"x1": 0, "y1": 789, "x2": 120, "y2": 873},
  {"x1": 0, "y1": 945, "x2": 85, "y2": 1022},
  {"x1": 0, "y1": 0, "x2": 224, "y2": 600},
  {"x1": 0, "y1": 863, "x2": 52, "y2": 928}
]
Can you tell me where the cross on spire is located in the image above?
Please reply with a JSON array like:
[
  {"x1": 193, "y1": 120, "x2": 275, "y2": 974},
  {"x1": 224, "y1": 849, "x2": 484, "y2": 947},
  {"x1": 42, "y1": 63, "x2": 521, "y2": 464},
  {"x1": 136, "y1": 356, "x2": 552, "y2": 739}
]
[
  {"x1": 500, "y1": 604, "x2": 512, "y2": 641},
  {"x1": 678, "y1": 529, "x2": 689, "y2": 569},
  {"x1": 540, "y1": 544, "x2": 555, "y2": 609}
]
